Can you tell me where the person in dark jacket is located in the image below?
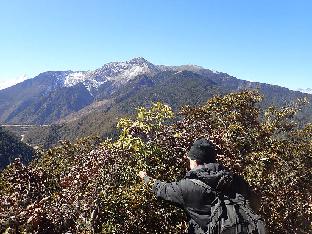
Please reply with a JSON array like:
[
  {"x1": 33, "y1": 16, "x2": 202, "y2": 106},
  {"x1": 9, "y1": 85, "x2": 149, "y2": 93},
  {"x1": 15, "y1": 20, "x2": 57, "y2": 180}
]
[{"x1": 139, "y1": 138, "x2": 266, "y2": 234}]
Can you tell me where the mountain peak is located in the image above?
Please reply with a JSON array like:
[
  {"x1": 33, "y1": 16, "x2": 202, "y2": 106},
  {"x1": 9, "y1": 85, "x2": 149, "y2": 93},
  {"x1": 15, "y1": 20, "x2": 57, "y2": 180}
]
[{"x1": 128, "y1": 57, "x2": 150, "y2": 64}]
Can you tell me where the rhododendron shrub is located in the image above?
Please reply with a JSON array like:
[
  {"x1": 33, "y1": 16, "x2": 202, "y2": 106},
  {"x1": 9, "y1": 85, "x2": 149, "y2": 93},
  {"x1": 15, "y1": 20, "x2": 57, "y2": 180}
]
[{"x1": 0, "y1": 90, "x2": 311, "y2": 233}]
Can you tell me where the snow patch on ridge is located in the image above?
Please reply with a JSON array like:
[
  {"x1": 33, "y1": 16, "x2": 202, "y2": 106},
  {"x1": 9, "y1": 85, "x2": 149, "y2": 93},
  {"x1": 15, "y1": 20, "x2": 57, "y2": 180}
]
[
  {"x1": 63, "y1": 72, "x2": 88, "y2": 87},
  {"x1": 56, "y1": 58, "x2": 157, "y2": 93},
  {"x1": 106, "y1": 63, "x2": 151, "y2": 83},
  {"x1": 297, "y1": 88, "x2": 312, "y2": 94}
]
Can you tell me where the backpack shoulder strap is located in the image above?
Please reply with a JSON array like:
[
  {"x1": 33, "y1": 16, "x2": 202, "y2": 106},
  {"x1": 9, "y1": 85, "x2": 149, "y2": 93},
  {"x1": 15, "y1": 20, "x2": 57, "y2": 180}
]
[{"x1": 189, "y1": 178, "x2": 211, "y2": 189}]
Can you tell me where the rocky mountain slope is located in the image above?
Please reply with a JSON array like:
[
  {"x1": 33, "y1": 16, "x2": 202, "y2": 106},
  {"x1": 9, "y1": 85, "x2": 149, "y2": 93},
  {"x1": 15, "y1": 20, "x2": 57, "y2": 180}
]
[
  {"x1": 2, "y1": 57, "x2": 311, "y2": 125},
  {"x1": 1, "y1": 58, "x2": 311, "y2": 148},
  {"x1": 0, "y1": 58, "x2": 159, "y2": 124}
]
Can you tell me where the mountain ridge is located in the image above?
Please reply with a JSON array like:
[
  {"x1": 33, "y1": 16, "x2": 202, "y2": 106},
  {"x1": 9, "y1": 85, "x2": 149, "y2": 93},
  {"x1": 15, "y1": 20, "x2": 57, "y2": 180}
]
[{"x1": 0, "y1": 57, "x2": 311, "y2": 128}]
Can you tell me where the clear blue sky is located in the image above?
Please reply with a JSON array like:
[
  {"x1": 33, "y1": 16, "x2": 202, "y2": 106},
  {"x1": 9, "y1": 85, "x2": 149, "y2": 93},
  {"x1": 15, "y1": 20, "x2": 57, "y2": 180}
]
[{"x1": 0, "y1": 0, "x2": 311, "y2": 90}]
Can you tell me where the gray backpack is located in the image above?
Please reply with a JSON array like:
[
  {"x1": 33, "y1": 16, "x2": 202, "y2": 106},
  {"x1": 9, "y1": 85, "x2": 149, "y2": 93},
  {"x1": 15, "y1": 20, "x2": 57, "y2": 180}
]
[{"x1": 190, "y1": 179, "x2": 266, "y2": 234}]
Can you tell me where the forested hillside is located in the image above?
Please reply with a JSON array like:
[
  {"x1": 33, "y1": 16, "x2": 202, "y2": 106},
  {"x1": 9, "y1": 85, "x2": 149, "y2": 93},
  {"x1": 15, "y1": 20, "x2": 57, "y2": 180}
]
[
  {"x1": 23, "y1": 70, "x2": 312, "y2": 149},
  {"x1": 0, "y1": 126, "x2": 34, "y2": 170},
  {"x1": 1, "y1": 90, "x2": 311, "y2": 233}
]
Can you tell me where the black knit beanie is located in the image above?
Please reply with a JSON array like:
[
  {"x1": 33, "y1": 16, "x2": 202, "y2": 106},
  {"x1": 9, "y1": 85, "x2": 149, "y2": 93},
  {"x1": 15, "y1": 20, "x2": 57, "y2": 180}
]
[{"x1": 188, "y1": 138, "x2": 217, "y2": 163}]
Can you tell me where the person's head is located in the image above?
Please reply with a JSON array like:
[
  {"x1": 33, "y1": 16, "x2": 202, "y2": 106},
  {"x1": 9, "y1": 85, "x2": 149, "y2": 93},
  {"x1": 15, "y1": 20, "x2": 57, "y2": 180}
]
[{"x1": 187, "y1": 138, "x2": 217, "y2": 169}]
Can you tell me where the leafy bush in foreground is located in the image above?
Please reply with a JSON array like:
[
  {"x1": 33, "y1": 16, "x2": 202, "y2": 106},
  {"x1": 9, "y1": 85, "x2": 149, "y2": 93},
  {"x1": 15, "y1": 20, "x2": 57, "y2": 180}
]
[{"x1": 0, "y1": 90, "x2": 311, "y2": 233}]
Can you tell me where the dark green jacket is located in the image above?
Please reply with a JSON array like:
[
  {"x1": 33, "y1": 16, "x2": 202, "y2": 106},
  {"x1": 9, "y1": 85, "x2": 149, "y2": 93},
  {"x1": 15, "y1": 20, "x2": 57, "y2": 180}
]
[{"x1": 145, "y1": 163, "x2": 265, "y2": 234}]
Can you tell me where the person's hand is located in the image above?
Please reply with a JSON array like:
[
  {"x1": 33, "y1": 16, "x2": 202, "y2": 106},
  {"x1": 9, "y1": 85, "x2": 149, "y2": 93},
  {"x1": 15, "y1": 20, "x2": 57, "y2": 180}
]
[{"x1": 138, "y1": 171, "x2": 147, "y2": 179}]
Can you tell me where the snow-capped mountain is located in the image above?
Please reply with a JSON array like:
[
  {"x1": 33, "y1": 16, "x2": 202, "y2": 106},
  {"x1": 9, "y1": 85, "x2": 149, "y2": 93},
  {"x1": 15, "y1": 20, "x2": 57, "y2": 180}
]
[
  {"x1": 55, "y1": 57, "x2": 206, "y2": 94},
  {"x1": 1, "y1": 57, "x2": 311, "y2": 125},
  {"x1": 0, "y1": 57, "x2": 163, "y2": 124},
  {"x1": 297, "y1": 88, "x2": 312, "y2": 94},
  {"x1": 60, "y1": 57, "x2": 159, "y2": 92}
]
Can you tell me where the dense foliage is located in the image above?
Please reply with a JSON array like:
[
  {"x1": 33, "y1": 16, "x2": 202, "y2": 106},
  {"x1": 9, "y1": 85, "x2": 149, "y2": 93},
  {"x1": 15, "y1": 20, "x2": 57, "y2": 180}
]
[
  {"x1": 0, "y1": 126, "x2": 34, "y2": 170},
  {"x1": 0, "y1": 90, "x2": 311, "y2": 233}
]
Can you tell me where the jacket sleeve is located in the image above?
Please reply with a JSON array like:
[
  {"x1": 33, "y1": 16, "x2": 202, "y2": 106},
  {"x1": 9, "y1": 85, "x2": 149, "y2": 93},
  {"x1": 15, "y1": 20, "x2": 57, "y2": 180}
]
[{"x1": 144, "y1": 176, "x2": 185, "y2": 206}]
